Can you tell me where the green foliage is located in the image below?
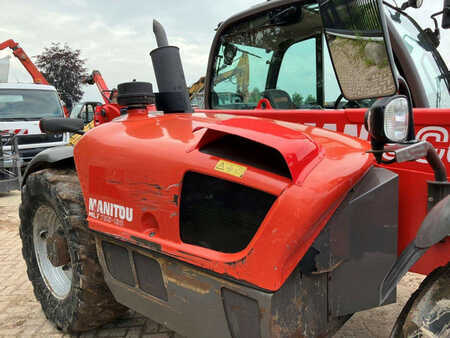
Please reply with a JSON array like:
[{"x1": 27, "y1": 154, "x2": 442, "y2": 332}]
[
  {"x1": 305, "y1": 94, "x2": 316, "y2": 104},
  {"x1": 292, "y1": 92, "x2": 304, "y2": 106},
  {"x1": 35, "y1": 43, "x2": 88, "y2": 109},
  {"x1": 249, "y1": 87, "x2": 261, "y2": 103}
]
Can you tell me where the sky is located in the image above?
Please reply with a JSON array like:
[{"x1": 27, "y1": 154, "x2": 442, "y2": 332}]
[{"x1": 0, "y1": 0, "x2": 449, "y2": 102}]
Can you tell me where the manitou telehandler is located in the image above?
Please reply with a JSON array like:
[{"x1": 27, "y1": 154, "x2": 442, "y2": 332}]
[{"x1": 19, "y1": 0, "x2": 449, "y2": 337}]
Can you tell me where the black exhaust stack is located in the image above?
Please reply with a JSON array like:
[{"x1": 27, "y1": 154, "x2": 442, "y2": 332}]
[{"x1": 150, "y1": 20, "x2": 193, "y2": 113}]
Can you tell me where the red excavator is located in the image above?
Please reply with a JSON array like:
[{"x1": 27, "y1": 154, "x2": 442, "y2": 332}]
[{"x1": 19, "y1": 1, "x2": 450, "y2": 337}]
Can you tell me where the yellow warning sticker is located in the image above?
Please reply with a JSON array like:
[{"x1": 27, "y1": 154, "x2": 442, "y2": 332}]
[{"x1": 215, "y1": 160, "x2": 247, "y2": 178}]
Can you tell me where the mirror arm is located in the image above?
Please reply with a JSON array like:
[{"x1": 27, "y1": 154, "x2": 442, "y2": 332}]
[{"x1": 371, "y1": 141, "x2": 447, "y2": 182}]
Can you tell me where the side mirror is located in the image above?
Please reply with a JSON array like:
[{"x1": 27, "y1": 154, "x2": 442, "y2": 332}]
[
  {"x1": 443, "y1": 0, "x2": 450, "y2": 29},
  {"x1": 40, "y1": 118, "x2": 84, "y2": 134},
  {"x1": 318, "y1": 0, "x2": 398, "y2": 101},
  {"x1": 223, "y1": 43, "x2": 237, "y2": 66},
  {"x1": 400, "y1": 0, "x2": 423, "y2": 10}
]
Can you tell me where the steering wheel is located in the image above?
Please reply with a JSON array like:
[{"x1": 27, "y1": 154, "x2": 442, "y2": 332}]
[{"x1": 334, "y1": 94, "x2": 361, "y2": 109}]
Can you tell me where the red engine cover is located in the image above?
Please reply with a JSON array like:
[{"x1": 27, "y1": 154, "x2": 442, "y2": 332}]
[{"x1": 75, "y1": 112, "x2": 373, "y2": 291}]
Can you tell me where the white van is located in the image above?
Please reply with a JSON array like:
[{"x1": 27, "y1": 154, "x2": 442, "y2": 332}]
[{"x1": 0, "y1": 83, "x2": 69, "y2": 164}]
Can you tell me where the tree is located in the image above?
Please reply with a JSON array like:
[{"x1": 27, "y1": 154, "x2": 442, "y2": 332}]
[
  {"x1": 35, "y1": 43, "x2": 87, "y2": 109},
  {"x1": 249, "y1": 87, "x2": 261, "y2": 103},
  {"x1": 305, "y1": 94, "x2": 316, "y2": 105},
  {"x1": 292, "y1": 92, "x2": 304, "y2": 107}
]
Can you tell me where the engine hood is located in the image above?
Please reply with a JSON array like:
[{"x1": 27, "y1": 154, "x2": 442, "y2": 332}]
[
  {"x1": 189, "y1": 114, "x2": 322, "y2": 184},
  {"x1": 75, "y1": 111, "x2": 373, "y2": 290}
]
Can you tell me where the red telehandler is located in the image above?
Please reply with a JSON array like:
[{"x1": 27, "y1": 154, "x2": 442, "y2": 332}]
[
  {"x1": 79, "y1": 70, "x2": 155, "y2": 127},
  {"x1": 70, "y1": 70, "x2": 124, "y2": 145},
  {"x1": 19, "y1": 0, "x2": 449, "y2": 337},
  {"x1": 80, "y1": 70, "x2": 121, "y2": 126},
  {"x1": 0, "y1": 39, "x2": 48, "y2": 85}
]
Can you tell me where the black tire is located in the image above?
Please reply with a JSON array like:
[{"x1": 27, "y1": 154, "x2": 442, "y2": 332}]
[
  {"x1": 19, "y1": 168, "x2": 127, "y2": 332},
  {"x1": 391, "y1": 263, "x2": 450, "y2": 338}
]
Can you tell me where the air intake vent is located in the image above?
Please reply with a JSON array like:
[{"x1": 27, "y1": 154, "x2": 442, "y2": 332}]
[
  {"x1": 102, "y1": 241, "x2": 135, "y2": 286},
  {"x1": 180, "y1": 172, "x2": 276, "y2": 253},
  {"x1": 200, "y1": 134, "x2": 291, "y2": 179}
]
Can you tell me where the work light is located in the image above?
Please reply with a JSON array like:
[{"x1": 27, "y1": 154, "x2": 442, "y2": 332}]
[{"x1": 365, "y1": 96, "x2": 410, "y2": 144}]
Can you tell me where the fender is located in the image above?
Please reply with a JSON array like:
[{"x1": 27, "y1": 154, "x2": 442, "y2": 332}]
[
  {"x1": 21, "y1": 146, "x2": 74, "y2": 186},
  {"x1": 380, "y1": 195, "x2": 450, "y2": 304}
]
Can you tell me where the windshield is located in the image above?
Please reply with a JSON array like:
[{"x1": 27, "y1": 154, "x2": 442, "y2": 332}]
[
  {"x1": 0, "y1": 89, "x2": 64, "y2": 120},
  {"x1": 386, "y1": 6, "x2": 450, "y2": 108},
  {"x1": 210, "y1": 1, "x2": 376, "y2": 110},
  {"x1": 70, "y1": 103, "x2": 84, "y2": 118},
  {"x1": 211, "y1": 2, "x2": 325, "y2": 110}
]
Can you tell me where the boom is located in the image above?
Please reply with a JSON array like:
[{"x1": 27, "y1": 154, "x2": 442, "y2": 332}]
[
  {"x1": 81, "y1": 70, "x2": 111, "y2": 104},
  {"x1": 0, "y1": 39, "x2": 48, "y2": 85}
]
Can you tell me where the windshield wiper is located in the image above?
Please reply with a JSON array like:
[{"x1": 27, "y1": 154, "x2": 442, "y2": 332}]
[{"x1": 230, "y1": 44, "x2": 261, "y2": 59}]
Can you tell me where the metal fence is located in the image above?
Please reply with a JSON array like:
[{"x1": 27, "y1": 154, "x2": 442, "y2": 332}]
[{"x1": 0, "y1": 132, "x2": 21, "y2": 192}]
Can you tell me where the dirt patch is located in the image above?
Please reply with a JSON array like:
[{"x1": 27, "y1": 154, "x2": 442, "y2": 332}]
[{"x1": 0, "y1": 191, "x2": 21, "y2": 230}]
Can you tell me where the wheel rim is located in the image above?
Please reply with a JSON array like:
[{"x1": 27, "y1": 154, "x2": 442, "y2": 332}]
[{"x1": 33, "y1": 205, "x2": 72, "y2": 299}]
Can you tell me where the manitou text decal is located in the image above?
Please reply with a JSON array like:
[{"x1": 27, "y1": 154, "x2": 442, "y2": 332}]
[{"x1": 88, "y1": 198, "x2": 133, "y2": 226}]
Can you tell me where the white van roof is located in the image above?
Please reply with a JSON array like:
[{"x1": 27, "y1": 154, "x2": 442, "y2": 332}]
[{"x1": 0, "y1": 83, "x2": 56, "y2": 91}]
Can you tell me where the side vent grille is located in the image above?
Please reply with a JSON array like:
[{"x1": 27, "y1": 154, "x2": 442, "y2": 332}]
[
  {"x1": 101, "y1": 241, "x2": 168, "y2": 301},
  {"x1": 200, "y1": 134, "x2": 291, "y2": 179},
  {"x1": 133, "y1": 252, "x2": 168, "y2": 301},
  {"x1": 180, "y1": 172, "x2": 276, "y2": 253},
  {"x1": 102, "y1": 241, "x2": 134, "y2": 286}
]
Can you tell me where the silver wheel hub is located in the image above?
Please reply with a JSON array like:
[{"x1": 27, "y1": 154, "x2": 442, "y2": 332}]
[{"x1": 33, "y1": 205, "x2": 72, "y2": 299}]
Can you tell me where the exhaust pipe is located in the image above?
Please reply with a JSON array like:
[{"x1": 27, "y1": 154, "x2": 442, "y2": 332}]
[
  {"x1": 150, "y1": 20, "x2": 193, "y2": 113},
  {"x1": 153, "y1": 20, "x2": 169, "y2": 48}
]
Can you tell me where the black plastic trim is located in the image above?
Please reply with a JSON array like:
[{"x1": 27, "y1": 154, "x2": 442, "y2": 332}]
[{"x1": 21, "y1": 146, "x2": 74, "y2": 186}]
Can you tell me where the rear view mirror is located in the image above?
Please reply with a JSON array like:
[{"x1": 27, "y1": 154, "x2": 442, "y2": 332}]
[
  {"x1": 319, "y1": 0, "x2": 398, "y2": 101},
  {"x1": 223, "y1": 43, "x2": 237, "y2": 66}
]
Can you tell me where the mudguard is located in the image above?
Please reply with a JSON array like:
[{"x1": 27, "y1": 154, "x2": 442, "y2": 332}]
[
  {"x1": 21, "y1": 146, "x2": 74, "y2": 186},
  {"x1": 380, "y1": 195, "x2": 450, "y2": 304}
]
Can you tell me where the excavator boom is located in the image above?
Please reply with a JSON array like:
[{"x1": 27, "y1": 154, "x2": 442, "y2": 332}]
[{"x1": 0, "y1": 39, "x2": 48, "y2": 85}]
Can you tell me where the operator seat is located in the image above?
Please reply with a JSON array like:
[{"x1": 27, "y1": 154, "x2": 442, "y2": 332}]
[{"x1": 262, "y1": 89, "x2": 295, "y2": 109}]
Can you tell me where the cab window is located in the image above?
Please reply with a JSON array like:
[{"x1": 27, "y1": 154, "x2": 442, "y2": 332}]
[
  {"x1": 276, "y1": 37, "x2": 319, "y2": 108},
  {"x1": 211, "y1": 2, "x2": 322, "y2": 110},
  {"x1": 387, "y1": 7, "x2": 450, "y2": 108},
  {"x1": 210, "y1": 2, "x2": 376, "y2": 110},
  {"x1": 212, "y1": 44, "x2": 272, "y2": 109}
]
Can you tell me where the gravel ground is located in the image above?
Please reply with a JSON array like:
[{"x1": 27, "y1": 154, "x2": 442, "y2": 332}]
[{"x1": 0, "y1": 190, "x2": 424, "y2": 337}]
